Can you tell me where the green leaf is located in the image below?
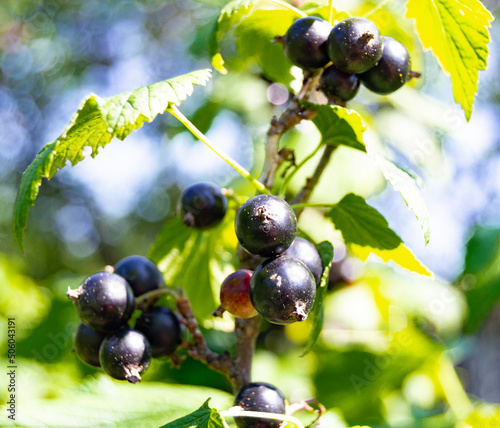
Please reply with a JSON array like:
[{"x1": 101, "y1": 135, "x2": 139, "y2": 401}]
[
  {"x1": 160, "y1": 399, "x2": 226, "y2": 428},
  {"x1": 328, "y1": 193, "x2": 401, "y2": 250},
  {"x1": 4, "y1": 376, "x2": 233, "y2": 427},
  {"x1": 327, "y1": 193, "x2": 432, "y2": 276},
  {"x1": 13, "y1": 69, "x2": 212, "y2": 252},
  {"x1": 463, "y1": 403, "x2": 500, "y2": 427},
  {"x1": 305, "y1": 102, "x2": 431, "y2": 244},
  {"x1": 209, "y1": 0, "x2": 304, "y2": 83},
  {"x1": 461, "y1": 226, "x2": 500, "y2": 332},
  {"x1": 302, "y1": 102, "x2": 366, "y2": 152},
  {"x1": 148, "y1": 215, "x2": 238, "y2": 320},
  {"x1": 366, "y1": 151, "x2": 430, "y2": 245},
  {"x1": 234, "y1": 9, "x2": 297, "y2": 84},
  {"x1": 349, "y1": 242, "x2": 432, "y2": 277},
  {"x1": 210, "y1": 0, "x2": 261, "y2": 72},
  {"x1": 301, "y1": 241, "x2": 334, "y2": 356},
  {"x1": 406, "y1": 0, "x2": 494, "y2": 121}
]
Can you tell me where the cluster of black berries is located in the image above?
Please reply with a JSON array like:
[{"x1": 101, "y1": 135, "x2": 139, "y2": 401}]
[
  {"x1": 67, "y1": 256, "x2": 181, "y2": 383},
  {"x1": 281, "y1": 16, "x2": 413, "y2": 102},
  {"x1": 179, "y1": 183, "x2": 321, "y2": 326}
]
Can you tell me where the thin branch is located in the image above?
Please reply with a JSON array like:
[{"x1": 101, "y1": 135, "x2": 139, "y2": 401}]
[
  {"x1": 279, "y1": 142, "x2": 324, "y2": 198},
  {"x1": 260, "y1": 72, "x2": 320, "y2": 189},
  {"x1": 230, "y1": 316, "x2": 260, "y2": 392},
  {"x1": 292, "y1": 145, "x2": 337, "y2": 218},
  {"x1": 287, "y1": 398, "x2": 326, "y2": 428},
  {"x1": 169, "y1": 106, "x2": 269, "y2": 194},
  {"x1": 266, "y1": 0, "x2": 307, "y2": 17},
  {"x1": 362, "y1": 0, "x2": 396, "y2": 18},
  {"x1": 135, "y1": 288, "x2": 179, "y2": 309},
  {"x1": 176, "y1": 295, "x2": 233, "y2": 379},
  {"x1": 221, "y1": 408, "x2": 305, "y2": 428}
]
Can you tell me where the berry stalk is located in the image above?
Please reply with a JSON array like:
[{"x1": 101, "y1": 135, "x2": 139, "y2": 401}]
[{"x1": 168, "y1": 106, "x2": 269, "y2": 194}]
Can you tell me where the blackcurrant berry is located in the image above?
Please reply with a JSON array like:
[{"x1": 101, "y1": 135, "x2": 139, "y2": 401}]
[
  {"x1": 135, "y1": 306, "x2": 182, "y2": 357},
  {"x1": 235, "y1": 195, "x2": 297, "y2": 257},
  {"x1": 179, "y1": 183, "x2": 227, "y2": 229},
  {"x1": 283, "y1": 16, "x2": 332, "y2": 70},
  {"x1": 67, "y1": 272, "x2": 135, "y2": 333},
  {"x1": 283, "y1": 237, "x2": 323, "y2": 285},
  {"x1": 220, "y1": 270, "x2": 257, "y2": 319},
  {"x1": 114, "y1": 255, "x2": 163, "y2": 297},
  {"x1": 73, "y1": 322, "x2": 107, "y2": 367},
  {"x1": 360, "y1": 36, "x2": 410, "y2": 94},
  {"x1": 99, "y1": 328, "x2": 152, "y2": 383},
  {"x1": 250, "y1": 256, "x2": 316, "y2": 324},
  {"x1": 328, "y1": 17, "x2": 382, "y2": 74},
  {"x1": 320, "y1": 65, "x2": 360, "y2": 102},
  {"x1": 234, "y1": 382, "x2": 286, "y2": 428}
]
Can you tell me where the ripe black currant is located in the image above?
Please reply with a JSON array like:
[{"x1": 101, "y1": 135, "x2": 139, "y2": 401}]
[
  {"x1": 250, "y1": 256, "x2": 316, "y2": 324},
  {"x1": 235, "y1": 195, "x2": 297, "y2": 257},
  {"x1": 220, "y1": 270, "x2": 257, "y2": 319},
  {"x1": 328, "y1": 17, "x2": 382, "y2": 74},
  {"x1": 179, "y1": 183, "x2": 227, "y2": 229},
  {"x1": 67, "y1": 272, "x2": 135, "y2": 333},
  {"x1": 234, "y1": 382, "x2": 286, "y2": 428},
  {"x1": 73, "y1": 322, "x2": 107, "y2": 367},
  {"x1": 114, "y1": 255, "x2": 163, "y2": 297},
  {"x1": 320, "y1": 65, "x2": 360, "y2": 102},
  {"x1": 283, "y1": 16, "x2": 332, "y2": 70},
  {"x1": 99, "y1": 328, "x2": 152, "y2": 383},
  {"x1": 360, "y1": 36, "x2": 410, "y2": 94},
  {"x1": 135, "y1": 306, "x2": 182, "y2": 357},
  {"x1": 283, "y1": 237, "x2": 323, "y2": 285}
]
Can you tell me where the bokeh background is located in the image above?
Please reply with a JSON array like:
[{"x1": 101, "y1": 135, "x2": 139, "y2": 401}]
[{"x1": 1, "y1": 0, "x2": 500, "y2": 426}]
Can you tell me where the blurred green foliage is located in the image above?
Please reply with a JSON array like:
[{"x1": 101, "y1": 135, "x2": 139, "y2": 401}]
[{"x1": 2, "y1": 0, "x2": 500, "y2": 427}]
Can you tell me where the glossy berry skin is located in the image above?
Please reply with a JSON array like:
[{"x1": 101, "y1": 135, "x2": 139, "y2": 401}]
[
  {"x1": 179, "y1": 183, "x2": 227, "y2": 229},
  {"x1": 67, "y1": 272, "x2": 135, "y2": 333},
  {"x1": 114, "y1": 255, "x2": 163, "y2": 297},
  {"x1": 250, "y1": 256, "x2": 316, "y2": 324},
  {"x1": 74, "y1": 322, "x2": 107, "y2": 367},
  {"x1": 283, "y1": 237, "x2": 323, "y2": 285},
  {"x1": 99, "y1": 328, "x2": 152, "y2": 384},
  {"x1": 235, "y1": 195, "x2": 297, "y2": 257},
  {"x1": 284, "y1": 17, "x2": 332, "y2": 70},
  {"x1": 135, "y1": 306, "x2": 182, "y2": 357},
  {"x1": 320, "y1": 65, "x2": 360, "y2": 102},
  {"x1": 220, "y1": 270, "x2": 257, "y2": 319},
  {"x1": 328, "y1": 17, "x2": 382, "y2": 74},
  {"x1": 234, "y1": 382, "x2": 286, "y2": 428},
  {"x1": 360, "y1": 36, "x2": 410, "y2": 94}
]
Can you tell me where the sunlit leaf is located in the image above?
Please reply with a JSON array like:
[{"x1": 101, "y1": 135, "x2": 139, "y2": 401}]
[
  {"x1": 462, "y1": 226, "x2": 500, "y2": 332},
  {"x1": 349, "y1": 243, "x2": 432, "y2": 277},
  {"x1": 301, "y1": 241, "x2": 334, "y2": 356},
  {"x1": 13, "y1": 69, "x2": 212, "y2": 252},
  {"x1": 234, "y1": 9, "x2": 297, "y2": 84},
  {"x1": 463, "y1": 403, "x2": 500, "y2": 427},
  {"x1": 1, "y1": 376, "x2": 232, "y2": 427},
  {"x1": 303, "y1": 103, "x2": 366, "y2": 152},
  {"x1": 327, "y1": 193, "x2": 431, "y2": 276},
  {"x1": 148, "y1": 215, "x2": 238, "y2": 320},
  {"x1": 366, "y1": 151, "x2": 430, "y2": 245},
  {"x1": 160, "y1": 399, "x2": 226, "y2": 428},
  {"x1": 328, "y1": 193, "x2": 401, "y2": 250},
  {"x1": 209, "y1": 0, "x2": 304, "y2": 83},
  {"x1": 406, "y1": 0, "x2": 494, "y2": 120}
]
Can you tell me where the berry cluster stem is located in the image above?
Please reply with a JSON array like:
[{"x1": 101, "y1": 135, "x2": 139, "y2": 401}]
[
  {"x1": 175, "y1": 292, "x2": 260, "y2": 394},
  {"x1": 292, "y1": 144, "x2": 337, "y2": 218},
  {"x1": 176, "y1": 294, "x2": 233, "y2": 379},
  {"x1": 261, "y1": 73, "x2": 319, "y2": 189},
  {"x1": 231, "y1": 317, "x2": 260, "y2": 392}
]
